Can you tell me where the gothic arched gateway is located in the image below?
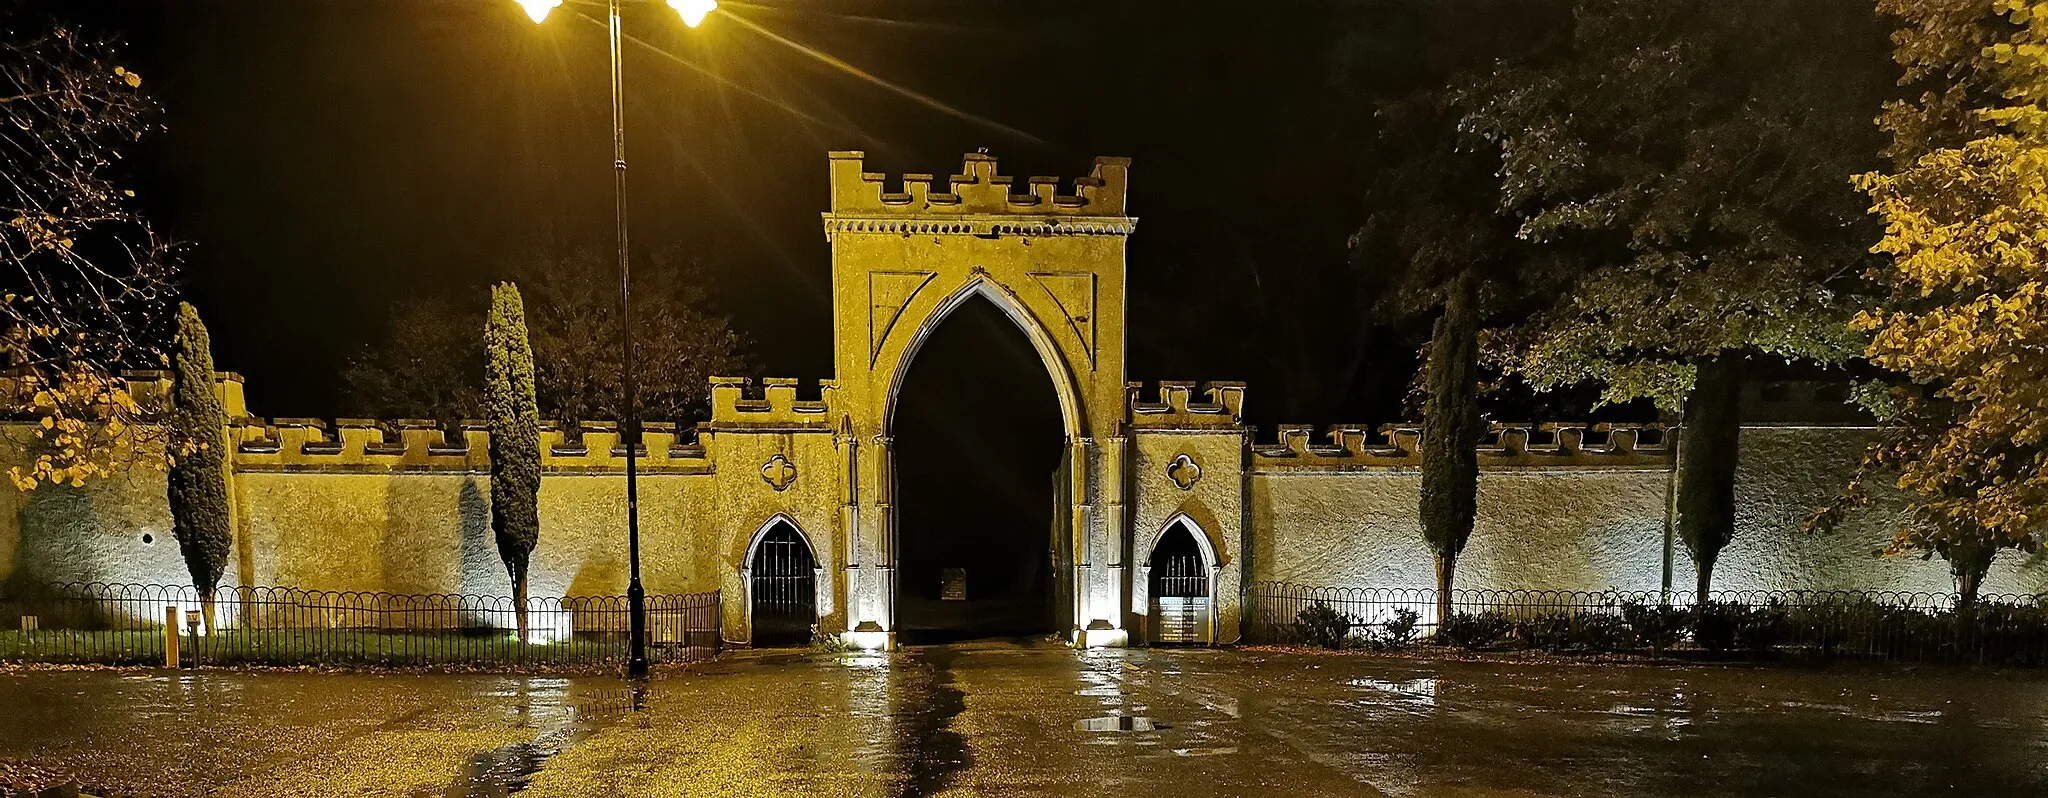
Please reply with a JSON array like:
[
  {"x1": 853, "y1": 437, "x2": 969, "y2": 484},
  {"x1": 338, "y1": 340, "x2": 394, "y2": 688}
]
[{"x1": 702, "y1": 152, "x2": 1247, "y2": 649}]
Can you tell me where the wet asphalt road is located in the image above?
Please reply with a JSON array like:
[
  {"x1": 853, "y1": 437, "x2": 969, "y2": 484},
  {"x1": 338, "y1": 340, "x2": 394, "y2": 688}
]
[{"x1": 2, "y1": 642, "x2": 2047, "y2": 797}]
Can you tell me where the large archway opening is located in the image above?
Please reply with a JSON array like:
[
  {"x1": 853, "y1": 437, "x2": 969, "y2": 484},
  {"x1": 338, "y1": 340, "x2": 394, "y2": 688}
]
[{"x1": 892, "y1": 294, "x2": 1066, "y2": 643}]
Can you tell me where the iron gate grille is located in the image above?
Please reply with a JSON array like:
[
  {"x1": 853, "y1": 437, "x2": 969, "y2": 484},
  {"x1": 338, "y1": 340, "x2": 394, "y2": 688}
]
[
  {"x1": 1151, "y1": 552, "x2": 1209, "y2": 644},
  {"x1": 750, "y1": 528, "x2": 816, "y2": 647}
]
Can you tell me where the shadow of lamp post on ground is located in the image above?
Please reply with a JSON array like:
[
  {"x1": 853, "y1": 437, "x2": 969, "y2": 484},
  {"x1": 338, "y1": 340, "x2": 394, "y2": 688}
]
[{"x1": 512, "y1": 0, "x2": 718, "y2": 678}]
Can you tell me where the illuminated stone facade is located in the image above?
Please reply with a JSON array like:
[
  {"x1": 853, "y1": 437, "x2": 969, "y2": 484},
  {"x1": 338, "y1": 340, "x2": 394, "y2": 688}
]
[{"x1": 3, "y1": 153, "x2": 2044, "y2": 650}]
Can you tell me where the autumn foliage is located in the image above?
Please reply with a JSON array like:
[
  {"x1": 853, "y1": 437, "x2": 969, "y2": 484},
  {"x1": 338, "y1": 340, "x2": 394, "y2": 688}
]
[
  {"x1": 1834, "y1": 0, "x2": 2048, "y2": 599},
  {"x1": 1, "y1": 27, "x2": 176, "y2": 491}
]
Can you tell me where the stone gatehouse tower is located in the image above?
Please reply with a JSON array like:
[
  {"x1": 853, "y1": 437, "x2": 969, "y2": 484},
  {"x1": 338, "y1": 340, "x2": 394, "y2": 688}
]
[{"x1": 824, "y1": 151, "x2": 1157, "y2": 648}]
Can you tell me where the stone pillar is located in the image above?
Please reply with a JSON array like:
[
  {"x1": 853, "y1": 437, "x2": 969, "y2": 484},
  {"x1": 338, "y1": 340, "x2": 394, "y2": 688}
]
[
  {"x1": 869, "y1": 435, "x2": 897, "y2": 647},
  {"x1": 836, "y1": 418, "x2": 863, "y2": 634},
  {"x1": 1103, "y1": 434, "x2": 1128, "y2": 628}
]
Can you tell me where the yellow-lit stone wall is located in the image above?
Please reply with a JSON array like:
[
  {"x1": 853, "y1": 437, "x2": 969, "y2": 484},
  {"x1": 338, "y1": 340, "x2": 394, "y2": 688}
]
[
  {"x1": 1128, "y1": 381, "x2": 1248, "y2": 644},
  {"x1": 1245, "y1": 424, "x2": 2048, "y2": 607},
  {"x1": 7, "y1": 153, "x2": 2036, "y2": 654},
  {"x1": 700, "y1": 377, "x2": 845, "y2": 643}
]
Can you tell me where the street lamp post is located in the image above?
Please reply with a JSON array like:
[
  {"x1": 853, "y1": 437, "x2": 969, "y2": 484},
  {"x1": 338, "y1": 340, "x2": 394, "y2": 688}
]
[{"x1": 518, "y1": 0, "x2": 716, "y2": 679}]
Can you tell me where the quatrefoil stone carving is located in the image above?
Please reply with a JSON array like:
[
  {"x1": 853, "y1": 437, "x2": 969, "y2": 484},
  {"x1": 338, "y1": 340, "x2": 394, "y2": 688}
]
[
  {"x1": 1167, "y1": 453, "x2": 1201, "y2": 491},
  {"x1": 762, "y1": 454, "x2": 797, "y2": 492}
]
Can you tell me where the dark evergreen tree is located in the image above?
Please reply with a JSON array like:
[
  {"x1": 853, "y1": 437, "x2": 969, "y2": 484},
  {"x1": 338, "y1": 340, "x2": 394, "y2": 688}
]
[
  {"x1": 1419, "y1": 273, "x2": 1482, "y2": 625},
  {"x1": 486, "y1": 282, "x2": 541, "y2": 641},
  {"x1": 1340, "y1": 6, "x2": 1565, "y2": 625},
  {"x1": 167, "y1": 302, "x2": 231, "y2": 632}
]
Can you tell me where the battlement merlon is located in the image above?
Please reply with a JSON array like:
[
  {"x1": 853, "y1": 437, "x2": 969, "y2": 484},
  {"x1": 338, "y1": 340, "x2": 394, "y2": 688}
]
[
  {"x1": 227, "y1": 417, "x2": 711, "y2": 472},
  {"x1": 1249, "y1": 422, "x2": 1672, "y2": 470},
  {"x1": 709, "y1": 376, "x2": 837, "y2": 429},
  {"x1": 0, "y1": 370, "x2": 250, "y2": 420},
  {"x1": 1127, "y1": 381, "x2": 1245, "y2": 429},
  {"x1": 824, "y1": 151, "x2": 1132, "y2": 221}
]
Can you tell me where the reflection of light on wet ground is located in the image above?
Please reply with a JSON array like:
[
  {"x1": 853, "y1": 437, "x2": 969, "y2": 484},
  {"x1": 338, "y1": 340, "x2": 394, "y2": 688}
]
[
  {"x1": 1075, "y1": 649, "x2": 1133, "y2": 711},
  {"x1": 1075, "y1": 716, "x2": 1162, "y2": 732},
  {"x1": 1173, "y1": 746, "x2": 1238, "y2": 757},
  {"x1": 1347, "y1": 677, "x2": 1437, "y2": 707},
  {"x1": 842, "y1": 650, "x2": 896, "y2": 776},
  {"x1": 437, "y1": 679, "x2": 626, "y2": 798}
]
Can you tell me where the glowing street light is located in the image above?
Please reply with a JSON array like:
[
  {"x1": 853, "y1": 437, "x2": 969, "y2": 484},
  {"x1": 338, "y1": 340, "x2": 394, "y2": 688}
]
[
  {"x1": 520, "y1": 0, "x2": 716, "y2": 27},
  {"x1": 668, "y1": 0, "x2": 718, "y2": 28},
  {"x1": 517, "y1": 0, "x2": 561, "y2": 23},
  {"x1": 510, "y1": 0, "x2": 714, "y2": 679}
]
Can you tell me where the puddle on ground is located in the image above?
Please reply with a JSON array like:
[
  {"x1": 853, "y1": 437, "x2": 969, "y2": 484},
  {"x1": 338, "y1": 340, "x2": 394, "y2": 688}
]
[
  {"x1": 1075, "y1": 687, "x2": 1121, "y2": 697},
  {"x1": 441, "y1": 739, "x2": 553, "y2": 798},
  {"x1": 1075, "y1": 716, "x2": 1164, "y2": 732},
  {"x1": 1347, "y1": 677, "x2": 1438, "y2": 707},
  {"x1": 431, "y1": 684, "x2": 645, "y2": 797}
]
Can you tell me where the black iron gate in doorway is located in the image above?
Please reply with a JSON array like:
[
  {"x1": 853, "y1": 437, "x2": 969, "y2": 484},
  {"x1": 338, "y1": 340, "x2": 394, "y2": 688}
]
[
  {"x1": 750, "y1": 524, "x2": 817, "y2": 647},
  {"x1": 1149, "y1": 527, "x2": 1210, "y2": 644}
]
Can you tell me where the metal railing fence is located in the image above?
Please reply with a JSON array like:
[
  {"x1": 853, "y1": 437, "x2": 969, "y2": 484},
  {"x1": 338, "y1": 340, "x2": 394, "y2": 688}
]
[
  {"x1": 1246, "y1": 582, "x2": 2048, "y2": 666},
  {"x1": 0, "y1": 582, "x2": 720, "y2": 668}
]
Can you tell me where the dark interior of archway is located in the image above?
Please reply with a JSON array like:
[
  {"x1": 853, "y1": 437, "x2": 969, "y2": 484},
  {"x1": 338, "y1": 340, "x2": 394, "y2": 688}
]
[
  {"x1": 895, "y1": 295, "x2": 1064, "y2": 643},
  {"x1": 1149, "y1": 522, "x2": 1203, "y2": 571},
  {"x1": 1149, "y1": 521, "x2": 1207, "y2": 598}
]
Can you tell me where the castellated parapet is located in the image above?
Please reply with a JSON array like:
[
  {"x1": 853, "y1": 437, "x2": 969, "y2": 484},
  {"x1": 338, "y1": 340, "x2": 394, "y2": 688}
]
[
  {"x1": 0, "y1": 370, "x2": 250, "y2": 420},
  {"x1": 119, "y1": 370, "x2": 250, "y2": 419},
  {"x1": 1250, "y1": 421, "x2": 1672, "y2": 471},
  {"x1": 228, "y1": 416, "x2": 712, "y2": 474},
  {"x1": 1127, "y1": 381, "x2": 1246, "y2": 429},
  {"x1": 708, "y1": 377, "x2": 837, "y2": 430},
  {"x1": 823, "y1": 151, "x2": 1135, "y2": 238}
]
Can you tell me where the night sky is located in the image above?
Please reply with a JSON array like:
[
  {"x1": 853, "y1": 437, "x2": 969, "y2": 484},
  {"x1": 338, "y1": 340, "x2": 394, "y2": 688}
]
[
  {"x1": 25, "y1": 0, "x2": 1896, "y2": 427},
  {"x1": 28, "y1": 0, "x2": 1406, "y2": 424}
]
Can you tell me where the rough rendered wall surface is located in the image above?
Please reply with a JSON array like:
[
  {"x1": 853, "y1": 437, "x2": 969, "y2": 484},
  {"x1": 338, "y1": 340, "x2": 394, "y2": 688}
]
[
  {"x1": 0, "y1": 453, "x2": 722, "y2": 599},
  {"x1": 1702, "y1": 427, "x2": 2048, "y2": 596},
  {"x1": 0, "y1": 466, "x2": 204, "y2": 588},
  {"x1": 1248, "y1": 469, "x2": 1666, "y2": 592},
  {"x1": 1250, "y1": 427, "x2": 2048, "y2": 595},
  {"x1": 234, "y1": 471, "x2": 717, "y2": 598}
]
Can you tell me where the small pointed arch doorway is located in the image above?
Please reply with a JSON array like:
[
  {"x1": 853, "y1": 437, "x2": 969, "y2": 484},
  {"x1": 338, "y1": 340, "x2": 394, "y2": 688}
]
[
  {"x1": 746, "y1": 516, "x2": 819, "y2": 647},
  {"x1": 1147, "y1": 516, "x2": 1215, "y2": 645}
]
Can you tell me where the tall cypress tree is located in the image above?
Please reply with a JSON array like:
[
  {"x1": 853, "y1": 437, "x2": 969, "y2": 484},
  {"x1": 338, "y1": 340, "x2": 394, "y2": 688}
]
[
  {"x1": 486, "y1": 283, "x2": 541, "y2": 641},
  {"x1": 1419, "y1": 273, "x2": 1482, "y2": 627},
  {"x1": 168, "y1": 302, "x2": 232, "y2": 632}
]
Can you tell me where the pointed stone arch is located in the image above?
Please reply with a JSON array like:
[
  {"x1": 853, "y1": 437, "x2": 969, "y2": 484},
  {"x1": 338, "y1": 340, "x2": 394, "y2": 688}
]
[
  {"x1": 881, "y1": 275, "x2": 1085, "y2": 439},
  {"x1": 1146, "y1": 512, "x2": 1221, "y2": 571},
  {"x1": 1139, "y1": 513, "x2": 1219, "y2": 645},
  {"x1": 741, "y1": 515, "x2": 822, "y2": 647},
  {"x1": 741, "y1": 513, "x2": 818, "y2": 569}
]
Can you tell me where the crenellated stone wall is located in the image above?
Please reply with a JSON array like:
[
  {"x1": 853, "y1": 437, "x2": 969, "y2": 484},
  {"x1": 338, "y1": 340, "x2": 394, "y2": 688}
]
[{"x1": 4, "y1": 153, "x2": 2038, "y2": 654}]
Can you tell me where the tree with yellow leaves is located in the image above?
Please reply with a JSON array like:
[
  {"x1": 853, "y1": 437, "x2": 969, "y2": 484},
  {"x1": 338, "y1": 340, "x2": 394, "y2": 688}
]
[
  {"x1": 0, "y1": 25, "x2": 177, "y2": 491},
  {"x1": 1827, "y1": 0, "x2": 2048, "y2": 604}
]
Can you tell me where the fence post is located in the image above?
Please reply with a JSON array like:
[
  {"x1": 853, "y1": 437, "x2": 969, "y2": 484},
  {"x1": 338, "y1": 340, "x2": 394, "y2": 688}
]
[{"x1": 163, "y1": 605, "x2": 179, "y2": 668}]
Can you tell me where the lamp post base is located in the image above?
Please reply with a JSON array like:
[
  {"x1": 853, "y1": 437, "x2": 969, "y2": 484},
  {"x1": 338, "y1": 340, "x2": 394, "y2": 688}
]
[{"x1": 626, "y1": 580, "x2": 649, "y2": 678}]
